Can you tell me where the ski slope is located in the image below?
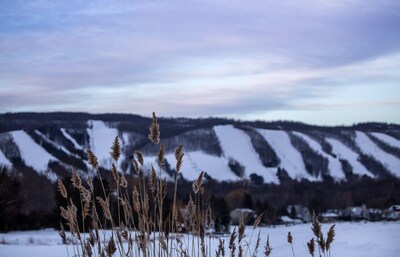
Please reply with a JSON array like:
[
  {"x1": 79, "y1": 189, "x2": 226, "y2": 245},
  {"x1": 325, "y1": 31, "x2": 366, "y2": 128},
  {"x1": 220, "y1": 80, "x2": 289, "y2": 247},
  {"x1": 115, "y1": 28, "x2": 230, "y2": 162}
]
[
  {"x1": 60, "y1": 128, "x2": 83, "y2": 150},
  {"x1": 293, "y1": 132, "x2": 345, "y2": 180},
  {"x1": 10, "y1": 131, "x2": 57, "y2": 181},
  {"x1": 35, "y1": 130, "x2": 79, "y2": 158},
  {"x1": 370, "y1": 132, "x2": 400, "y2": 148},
  {"x1": 0, "y1": 148, "x2": 12, "y2": 167},
  {"x1": 214, "y1": 125, "x2": 278, "y2": 183},
  {"x1": 355, "y1": 131, "x2": 400, "y2": 177},
  {"x1": 86, "y1": 120, "x2": 121, "y2": 168},
  {"x1": 142, "y1": 152, "x2": 237, "y2": 182},
  {"x1": 325, "y1": 137, "x2": 372, "y2": 177},
  {"x1": 175, "y1": 151, "x2": 239, "y2": 181},
  {"x1": 257, "y1": 129, "x2": 315, "y2": 181}
]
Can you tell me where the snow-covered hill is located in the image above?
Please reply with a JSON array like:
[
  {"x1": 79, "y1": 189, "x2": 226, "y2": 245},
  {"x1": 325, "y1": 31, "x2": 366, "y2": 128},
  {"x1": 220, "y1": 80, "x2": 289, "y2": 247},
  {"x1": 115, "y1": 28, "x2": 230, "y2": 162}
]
[
  {"x1": 257, "y1": 129, "x2": 313, "y2": 181},
  {"x1": 0, "y1": 113, "x2": 399, "y2": 183}
]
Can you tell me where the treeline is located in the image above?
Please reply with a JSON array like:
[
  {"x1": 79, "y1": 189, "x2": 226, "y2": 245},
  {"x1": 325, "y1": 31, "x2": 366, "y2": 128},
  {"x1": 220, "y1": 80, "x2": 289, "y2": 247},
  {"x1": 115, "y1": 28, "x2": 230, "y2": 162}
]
[
  {"x1": 1, "y1": 165, "x2": 399, "y2": 232},
  {"x1": 1, "y1": 112, "x2": 399, "y2": 136}
]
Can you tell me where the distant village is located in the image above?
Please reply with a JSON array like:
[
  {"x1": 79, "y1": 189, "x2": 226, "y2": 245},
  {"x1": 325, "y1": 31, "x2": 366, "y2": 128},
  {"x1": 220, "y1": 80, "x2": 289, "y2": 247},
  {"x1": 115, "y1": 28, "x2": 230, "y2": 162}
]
[{"x1": 229, "y1": 204, "x2": 400, "y2": 227}]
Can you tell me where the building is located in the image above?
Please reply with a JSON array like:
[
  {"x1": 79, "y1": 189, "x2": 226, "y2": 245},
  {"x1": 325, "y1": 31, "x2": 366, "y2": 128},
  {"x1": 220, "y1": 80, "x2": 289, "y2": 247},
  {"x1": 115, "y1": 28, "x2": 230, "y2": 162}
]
[{"x1": 287, "y1": 205, "x2": 311, "y2": 222}]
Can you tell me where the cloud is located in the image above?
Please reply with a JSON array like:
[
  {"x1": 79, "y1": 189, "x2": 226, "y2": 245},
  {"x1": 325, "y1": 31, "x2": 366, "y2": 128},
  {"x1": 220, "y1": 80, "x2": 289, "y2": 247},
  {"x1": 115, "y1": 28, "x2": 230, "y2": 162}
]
[{"x1": 0, "y1": 0, "x2": 399, "y2": 124}]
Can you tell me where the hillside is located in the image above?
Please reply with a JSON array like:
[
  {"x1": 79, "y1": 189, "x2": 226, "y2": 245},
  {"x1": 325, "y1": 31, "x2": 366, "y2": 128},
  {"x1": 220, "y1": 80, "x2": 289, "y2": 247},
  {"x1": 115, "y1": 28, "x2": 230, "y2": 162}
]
[{"x1": 0, "y1": 112, "x2": 399, "y2": 184}]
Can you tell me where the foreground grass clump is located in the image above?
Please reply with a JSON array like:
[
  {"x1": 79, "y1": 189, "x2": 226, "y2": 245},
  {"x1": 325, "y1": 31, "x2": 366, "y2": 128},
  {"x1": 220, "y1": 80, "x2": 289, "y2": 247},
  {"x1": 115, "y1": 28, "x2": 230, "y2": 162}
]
[{"x1": 58, "y1": 112, "x2": 335, "y2": 257}]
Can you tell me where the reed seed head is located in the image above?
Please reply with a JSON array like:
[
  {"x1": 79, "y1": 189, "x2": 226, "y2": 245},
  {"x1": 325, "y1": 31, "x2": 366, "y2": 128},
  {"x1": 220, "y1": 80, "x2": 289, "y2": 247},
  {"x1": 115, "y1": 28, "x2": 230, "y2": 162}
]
[
  {"x1": 85, "y1": 240, "x2": 93, "y2": 257},
  {"x1": 71, "y1": 169, "x2": 82, "y2": 189},
  {"x1": 287, "y1": 231, "x2": 293, "y2": 244},
  {"x1": 111, "y1": 163, "x2": 119, "y2": 183},
  {"x1": 110, "y1": 136, "x2": 121, "y2": 162},
  {"x1": 148, "y1": 112, "x2": 160, "y2": 144},
  {"x1": 175, "y1": 144, "x2": 184, "y2": 160},
  {"x1": 57, "y1": 179, "x2": 67, "y2": 199},
  {"x1": 238, "y1": 215, "x2": 246, "y2": 243},
  {"x1": 158, "y1": 143, "x2": 165, "y2": 166},
  {"x1": 68, "y1": 199, "x2": 78, "y2": 222},
  {"x1": 87, "y1": 176, "x2": 94, "y2": 192},
  {"x1": 96, "y1": 196, "x2": 112, "y2": 221},
  {"x1": 311, "y1": 211, "x2": 321, "y2": 238},
  {"x1": 192, "y1": 171, "x2": 205, "y2": 194},
  {"x1": 229, "y1": 227, "x2": 237, "y2": 255},
  {"x1": 106, "y1": 237, "x2": 116, "y2": 257},
  {"x1": 326, "y1": 224, "x2": 335, "y2": 252},
  {"x1": 132, "y1": 187, "x2": 140, "y2": 213},
  {"x1": 89, "y1": 231, "x2": 96, "y2": 247},
  {"x1": 253, "y1": 212, "x2": 263, "y2": 229},
  {"x1": 175, "y1": 145, "x2": 184, "y2": 173},
  {"x1": 131, "y1": 159, "x2": 139, "y2": 174},
  {"x1": 318, "y1": 233, "x2": 326, "y2": 253},
  {"x1": 264, "y1": 235, "x2": 272, "y2": 257},
  {"x1": 184, "y1": 195, "x2": 195, "y2": 231},
  {"x1": 60, "y1": 206, "x2": 69, "y2": 221},
  {"x1": 149, "y1": 165, "x2": 158, "y2": 200},
  {"x1": 87, "y1": 149, "x2": 99, "y2": 170},
  {"x1": 253, "y1": 230, "x2": 261, "y2": 257},
  {"x1": 120, "y1": 174, "x2": 128, "y2": 188},
  {"x1": 216, "y1": 239, "x2": 225, "y2": 257},
  {"x1": 59, "y1": 222, "x2": 67, "y2": 244},
  {"x1": 81, "y1": 186, "x2": 91, "y2": 202},
  {"x1": 135, "y1": 150, "x2": 144, "y2": 166},
  {"x1": 82, "y1": 201, "x2": 90, "y2": 218},
  {"x1": 307, "y1": 238, "x2": 315, "y2": 257},
  {"x1": 161, "y1": 178, "x2": 167, "y2": 200}
]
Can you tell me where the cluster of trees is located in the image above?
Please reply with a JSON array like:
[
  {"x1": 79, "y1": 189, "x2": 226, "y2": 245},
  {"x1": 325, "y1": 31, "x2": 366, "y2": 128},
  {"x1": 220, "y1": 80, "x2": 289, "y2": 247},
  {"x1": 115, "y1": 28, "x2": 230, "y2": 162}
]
[
  {"x1": 289, "y1": 132, "x2": 329, "y2": 178},
  {"x1": 206, "y1": 175, "x2": 400, "y2": 224},
  {"x1": 1, "y1": 161, "x2": 399, "y2": 232},
  {"x1": 236, "y1": 125, "x2": 280, "y2": 167}
]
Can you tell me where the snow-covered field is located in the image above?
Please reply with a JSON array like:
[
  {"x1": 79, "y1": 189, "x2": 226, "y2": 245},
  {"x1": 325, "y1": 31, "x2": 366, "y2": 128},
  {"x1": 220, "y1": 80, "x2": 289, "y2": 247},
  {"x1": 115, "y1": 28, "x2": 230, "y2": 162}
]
[{"x1": 1, "y1": 222, "x2": 399, "y2": 257}]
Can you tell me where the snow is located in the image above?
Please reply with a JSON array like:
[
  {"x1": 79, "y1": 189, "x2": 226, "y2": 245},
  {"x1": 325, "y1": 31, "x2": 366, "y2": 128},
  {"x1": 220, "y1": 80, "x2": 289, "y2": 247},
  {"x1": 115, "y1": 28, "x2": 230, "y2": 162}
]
[
  {"x1": 280, "y1": 216, "x2": 303, "y2": 224},
  {"x1": 293, "y1": 132, "x2": 345, "y2": 180},
  {"x1": 60, "y1": 128, "x2": 83, "y2": 150},
  {"x1": 144, "y1": 151, "x2": 240, "y2": 181},
  {"x1": 257, "y1": 129, "x2": 315, "y2": 181},
  {"x1": 370, "y1": 132, "x2": 400, "y2": 148},
  {"x1": 142, "y1": 152, "x2": 239, "y2": 181},
  {"x1": 0, "y1": 148, "x2": 12, "y2": 167},
  {"x1": 179, "y1": 151, "x2": 240, "y2": 181},
  {"x1": 325, "y1": 138, "x2": 372, "y2": 177},
  {"x1": 137, "y1": 154, "x2": 174, "y2": 180},
  {"x1": 1, "y1": 222, "x2": 399, "y2": 257},
  {"x1": 121, "y1": 132, "x2": 130, "y2": 146},
  {"x1": 214, "y1": 125, "x2": 278, "y2": 183},
  {"x1": 10, "y1": 131, "x2": 57, "y2": 182},
  {"x1": 34, "y1": 130, "x2": 78, "y2": 158},
  {"x1": 86, "y1": 120, "x2": 121, "y2": 168},
  {"x1": 141, "y1": 148, "x2": 258, "y2": 182},
  {"x1": 354, "y1": 131, "x2": 400, "y2": 177}
]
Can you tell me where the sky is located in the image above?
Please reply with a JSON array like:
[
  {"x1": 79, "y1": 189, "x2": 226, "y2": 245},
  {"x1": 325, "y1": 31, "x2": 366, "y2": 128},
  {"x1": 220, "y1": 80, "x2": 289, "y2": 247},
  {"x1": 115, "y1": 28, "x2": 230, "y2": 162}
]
[{"x1": 0, "y1": 0, "x2": 399, "y2": 125}]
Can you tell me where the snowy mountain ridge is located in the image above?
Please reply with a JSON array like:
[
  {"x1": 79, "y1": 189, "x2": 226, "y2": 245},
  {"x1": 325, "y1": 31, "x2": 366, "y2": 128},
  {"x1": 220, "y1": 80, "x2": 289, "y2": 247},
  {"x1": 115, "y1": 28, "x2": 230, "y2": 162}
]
[{"x1": 0, "y1": 113, "x2": 399, "y2": 183}]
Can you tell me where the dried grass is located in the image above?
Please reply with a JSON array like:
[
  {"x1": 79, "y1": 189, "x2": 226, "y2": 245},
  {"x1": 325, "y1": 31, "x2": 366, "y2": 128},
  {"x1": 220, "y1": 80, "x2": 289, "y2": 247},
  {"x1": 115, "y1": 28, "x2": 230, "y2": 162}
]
[{"x1": 58, "y1": 112, "x2": 336, "y2": 257}]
